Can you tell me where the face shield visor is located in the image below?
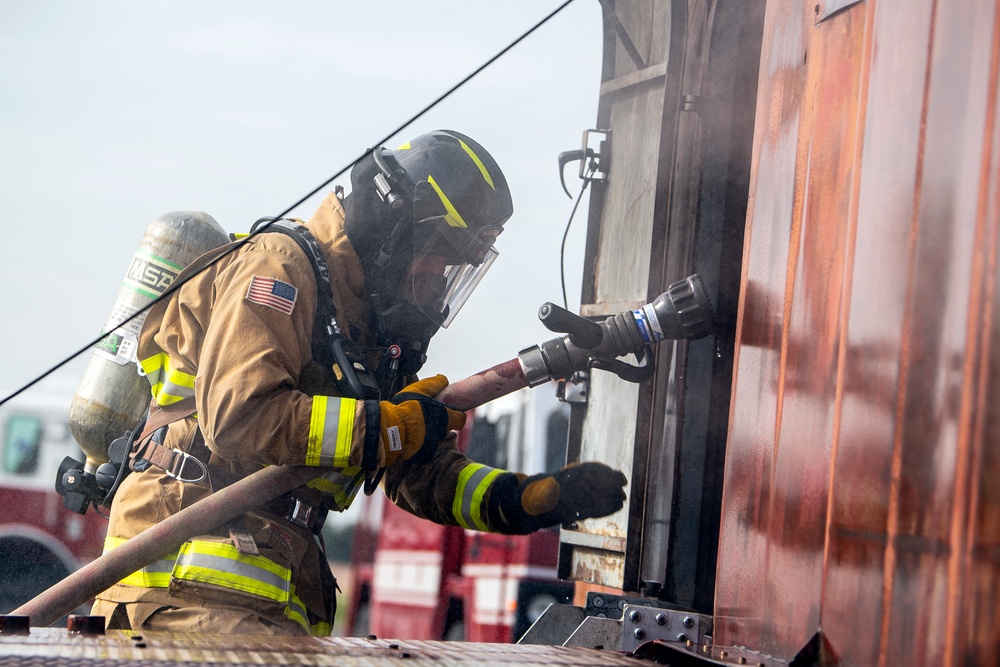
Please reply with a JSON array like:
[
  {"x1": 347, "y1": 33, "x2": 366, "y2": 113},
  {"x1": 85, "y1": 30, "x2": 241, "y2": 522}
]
[{"x1": 399, "y1": 218, "x2": 502, "y2": 328}]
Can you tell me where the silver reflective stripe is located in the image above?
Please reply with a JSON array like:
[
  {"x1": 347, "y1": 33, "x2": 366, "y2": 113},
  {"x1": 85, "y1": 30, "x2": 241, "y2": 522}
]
[
  {"x1": 104, "y1": 536, "x2": 176, "y2": 588},
  {"x1": 174, "y1": 547, "x2": 289, "y2": 602},
  {"x1": 340, "y1": 473, "x2": 365, "y2": 509},
  {"x1": 307, "y1": 396, "x2": 355, "y2": 467},
  {"x1": 306, "y1": 466, "x2": 366, "y2": 510},
  {"x1": 144, "y1": 366, "x2": 163, "y2": 387},
  {"x1": 286, "y1": 595, "x2": 308, "y2": 630},
  {"x1": 120, "y1": 557, "x2": 175, "y2": 587},
  {"x1": 456, "y1": 464, "x2": 502, "y2": 531},
  {"x1": 158, "y1": 377, "x2": 195, "y2": 402},
  {"x1": 318, "y1": 397, "x2": 349, "y2": 466}
]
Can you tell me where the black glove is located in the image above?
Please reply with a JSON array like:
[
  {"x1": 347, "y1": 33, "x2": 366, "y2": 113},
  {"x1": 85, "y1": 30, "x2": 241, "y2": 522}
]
[{"x1": 488, "y1": 462, "x2": 628, "y2": 534}]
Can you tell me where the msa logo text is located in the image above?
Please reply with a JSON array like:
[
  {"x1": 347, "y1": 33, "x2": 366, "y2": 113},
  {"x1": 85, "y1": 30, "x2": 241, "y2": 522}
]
[{"x1": 127, "y1": 257, "x2": 178, "y2": 293}]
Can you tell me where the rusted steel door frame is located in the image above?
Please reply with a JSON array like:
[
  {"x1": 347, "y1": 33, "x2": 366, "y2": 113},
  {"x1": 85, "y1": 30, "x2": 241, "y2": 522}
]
[{"x1": 561, "y1": 0, "x2": 764, "y2": 611}]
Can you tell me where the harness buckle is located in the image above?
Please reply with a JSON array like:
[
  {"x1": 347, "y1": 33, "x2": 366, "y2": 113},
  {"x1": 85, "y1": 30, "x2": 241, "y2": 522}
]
[
  {"x1": 288, "y1": 498, "x2": 328, "y2": 534},
  {"x1": 164, "y1": 449, "x2": 208, "y2": 483}
]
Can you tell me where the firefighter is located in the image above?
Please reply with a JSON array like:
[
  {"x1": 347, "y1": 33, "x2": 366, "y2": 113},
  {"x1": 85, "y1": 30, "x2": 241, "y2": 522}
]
[{"x1": 92, "y1": 130, "x2": 628, "y2": 636}]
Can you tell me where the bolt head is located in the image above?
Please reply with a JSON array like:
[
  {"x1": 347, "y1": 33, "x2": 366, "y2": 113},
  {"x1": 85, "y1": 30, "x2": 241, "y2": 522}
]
[
  {"x1": 628, "y1": 610, "x2": 641, "y2": 622},
  {"x1": 655, "y1": 613, "x2": 666, "y2": 625},
  {"x1": 634, "y1": 628, "x2": 646, "y2": 640},
  {"x1": 677, "y1": 633, "x2": 689, "y2": 643},
  {"x1": 683, "y1": 615, "x2": 695, "y2": 628},
  {"x1": 592, "y1": 595, "x2": 604, "y2": 608}
]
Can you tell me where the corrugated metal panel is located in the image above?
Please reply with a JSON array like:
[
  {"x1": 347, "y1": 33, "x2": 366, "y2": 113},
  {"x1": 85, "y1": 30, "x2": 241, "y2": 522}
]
[{"x1": 0, "y1": 628, "x2": 640, "y2": 666}]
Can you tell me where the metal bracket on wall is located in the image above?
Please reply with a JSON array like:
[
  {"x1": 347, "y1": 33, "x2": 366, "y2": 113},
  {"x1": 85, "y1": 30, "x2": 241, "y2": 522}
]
[
  {"x1": 585, "y1": 591, "x2": 656, "y2": 619},
  {"x1": 519, "y1": 594, "x2": 716, "y2": 656},
  {"x1": 557, "y1": 129, "x2": 610, "y2": 198},
  {"x1": 620, "y1": 603, "x2": 713, "y2": 652},
  {"x1": 516, "y1": 603, "x2": 587, "y2": 646},
  {"x1": 564, "y1": 615, "x2": 626, "y2": 651}
]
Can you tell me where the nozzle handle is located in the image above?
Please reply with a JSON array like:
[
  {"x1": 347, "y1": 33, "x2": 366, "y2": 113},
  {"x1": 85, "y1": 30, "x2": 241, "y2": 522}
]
[{"x1": 538, "y1": 302, "x2": 604, "y2": 349}]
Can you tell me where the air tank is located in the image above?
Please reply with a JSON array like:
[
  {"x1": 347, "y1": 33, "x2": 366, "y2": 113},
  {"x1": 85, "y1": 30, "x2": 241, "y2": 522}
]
[{"x1": 68, "y1": 211, "x2": 228, "y2": 471}]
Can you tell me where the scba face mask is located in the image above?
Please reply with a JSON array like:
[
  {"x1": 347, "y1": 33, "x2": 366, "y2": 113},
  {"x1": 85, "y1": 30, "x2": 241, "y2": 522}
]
[
  {"x1": 348, "y1": 130, "x2": 513, "y2": 384},
  {"x1": 400, "y1": 218, "x2": 502, "y2": 329}
]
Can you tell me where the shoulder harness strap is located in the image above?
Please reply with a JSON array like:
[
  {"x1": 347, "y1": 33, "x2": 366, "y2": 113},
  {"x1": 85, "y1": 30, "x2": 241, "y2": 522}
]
[{"x1": 262, "y1": 220, "x2": 384, "y2": 492}]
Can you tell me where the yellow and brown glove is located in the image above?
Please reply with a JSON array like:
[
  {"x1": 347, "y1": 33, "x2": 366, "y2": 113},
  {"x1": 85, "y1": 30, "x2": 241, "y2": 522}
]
[
  {"x1": 487, "y1": 462, "x2": 628, "y2": 534},
  {"x1": 372, "y1": 375, "x2": 467, "y2": 467}
]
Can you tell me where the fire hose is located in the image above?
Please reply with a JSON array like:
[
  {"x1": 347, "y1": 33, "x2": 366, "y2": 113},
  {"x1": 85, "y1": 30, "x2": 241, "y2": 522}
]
[{"x1": 13, "y1": 275, "x2": 713, "y2": 627}]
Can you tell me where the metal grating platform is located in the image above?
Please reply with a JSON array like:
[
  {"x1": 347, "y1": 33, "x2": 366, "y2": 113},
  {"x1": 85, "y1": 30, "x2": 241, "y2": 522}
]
[{"x1": 0, "y1": 629, "x2": 642, "y2": 666}]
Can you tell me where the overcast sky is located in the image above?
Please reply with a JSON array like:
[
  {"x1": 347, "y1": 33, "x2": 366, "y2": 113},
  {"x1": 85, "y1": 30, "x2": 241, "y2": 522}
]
[{"x1": 0, "y1": 1, "x2": 603, "y2": 402}]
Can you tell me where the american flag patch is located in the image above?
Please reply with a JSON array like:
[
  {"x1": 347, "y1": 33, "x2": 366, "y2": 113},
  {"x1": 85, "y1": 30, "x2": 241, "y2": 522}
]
[{"x1": 246, "y1": 276, "x2": 298, "y2": 315}]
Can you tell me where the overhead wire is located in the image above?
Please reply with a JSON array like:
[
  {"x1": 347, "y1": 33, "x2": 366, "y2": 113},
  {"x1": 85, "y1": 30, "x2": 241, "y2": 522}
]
[{"x1": 0, "y1": 0, "x2": 578, "y2": 408}]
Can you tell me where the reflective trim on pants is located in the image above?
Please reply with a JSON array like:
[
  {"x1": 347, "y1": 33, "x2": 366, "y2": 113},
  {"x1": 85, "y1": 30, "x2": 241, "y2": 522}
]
[
  {"x1": 174, "y1": 540, "x2": 291, "y2": 603},
  {"x1": 102, "y1": 536, "x2": 317, "y2": 635},
  {"x1": 103, "y1": 536, "x2": 178, "y2": 588}
]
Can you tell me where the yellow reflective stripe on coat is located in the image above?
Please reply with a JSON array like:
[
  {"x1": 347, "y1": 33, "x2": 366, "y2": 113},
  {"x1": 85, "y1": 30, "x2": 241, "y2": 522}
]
[
  {"x1": 427, "y1": 174, "x2": 468, "y2": 229},
  {"x1": 174, "y1": 541, "x2": 291, "y2": 603},
  {"x1": 280, "y1": 583, "x2": 331, "y2": 636},
  {"x1": 139, "y1": 352, "x2": 196, "y2": 406},
  {"x1": 311, "y1": 621, "x2": 333, "y2": 637},
  {"x1": 306, "y1": 466, "x2": 365, "y2": 510},
  {"x1": 103, "y1": 536, "x2": 178, "y2": 588},
  {"x1": 453, "y1": 463, "x2": 504, "y2": 531},
  {"x1": 284, "y1": 583, "x2": 310, "y2": 634},
  {"x1": 105, "y1": 537, "x2": 324, "y2": 629},
  {"x1": 307, "y1": 396, "x2": 357, "y2": 467}
]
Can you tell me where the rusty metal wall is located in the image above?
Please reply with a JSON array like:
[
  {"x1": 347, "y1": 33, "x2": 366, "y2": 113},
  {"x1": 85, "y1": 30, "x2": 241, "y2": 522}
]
[{"x1": 717, "y1": 0, "x2": 1000, "y2": 665}]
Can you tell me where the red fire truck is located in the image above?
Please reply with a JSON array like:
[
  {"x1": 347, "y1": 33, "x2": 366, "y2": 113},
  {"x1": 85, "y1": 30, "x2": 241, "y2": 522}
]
[
  {"x1": 345, "y1": 382, "x2": 575, "y2": 643},
  {"x1": 0, "y1": 384, "x2": 105, "y2": 615}
]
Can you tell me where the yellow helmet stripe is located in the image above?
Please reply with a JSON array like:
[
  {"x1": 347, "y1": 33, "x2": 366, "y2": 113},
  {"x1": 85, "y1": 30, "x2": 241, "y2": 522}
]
[
  {"x1": 458, "y1": 139, "x2": 495, "y2": 191},
  {"x1": 427, "y1": 174, "x2": 469, "y2": 228}
]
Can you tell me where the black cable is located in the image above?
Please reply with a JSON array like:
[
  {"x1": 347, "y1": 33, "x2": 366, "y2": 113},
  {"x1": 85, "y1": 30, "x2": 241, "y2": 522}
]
[
  {"x1": 0, "y1": 0, "x2": 578, "y2": 408},
  {"x1": 560, "y1": 160, "x2": 597, "y2": 310}
]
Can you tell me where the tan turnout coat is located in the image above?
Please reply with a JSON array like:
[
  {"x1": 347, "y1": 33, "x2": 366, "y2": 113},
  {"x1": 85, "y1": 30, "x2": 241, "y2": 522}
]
[{"x1": 94, "y1": 193, "x2": 507, "y2": 635}]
